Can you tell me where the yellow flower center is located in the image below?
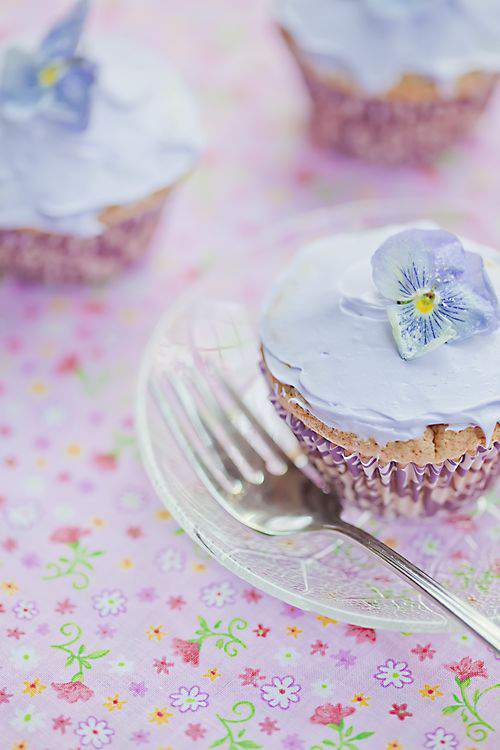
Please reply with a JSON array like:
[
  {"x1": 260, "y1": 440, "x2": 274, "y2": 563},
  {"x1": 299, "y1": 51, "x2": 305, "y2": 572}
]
[
  {"x1": 414, "y1": 289, "x2": 436, "y2": 315},
  {"x1": 38, "y1": 63, "x2": 63, "y2": 87}
]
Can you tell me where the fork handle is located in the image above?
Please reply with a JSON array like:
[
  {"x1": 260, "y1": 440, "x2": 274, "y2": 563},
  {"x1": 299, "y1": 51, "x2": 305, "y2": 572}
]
[{"x1": 325, "y1": 519, "x2": 500, "y2": 652}]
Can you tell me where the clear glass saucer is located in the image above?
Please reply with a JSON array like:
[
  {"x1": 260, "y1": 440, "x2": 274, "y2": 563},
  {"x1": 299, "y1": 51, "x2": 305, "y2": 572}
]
[{"x1": 136, "y1": 199, "x2": 499, "y2": 632}]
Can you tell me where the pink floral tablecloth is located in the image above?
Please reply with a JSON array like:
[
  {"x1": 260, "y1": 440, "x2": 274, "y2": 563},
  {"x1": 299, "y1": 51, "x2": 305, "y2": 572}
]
[{"x1": 1, "y1": 2, "x2": 499, "y2": 749}]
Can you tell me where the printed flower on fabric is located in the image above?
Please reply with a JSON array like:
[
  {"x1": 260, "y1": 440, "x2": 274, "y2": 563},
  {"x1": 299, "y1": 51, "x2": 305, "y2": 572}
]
[
  {"x1": 155, "y1": 547, "x2": 185, "y2": 573},
  {"x1": 310, "y1": 702, "x2": 355, "y2": 725},
  {"x1": 172, "y1": 638, "x2": 200, "y2": 666},
  {"x1": 75, "y1": 716, "x2": 114, "y2": 748},
  {"x1": 260, "y1": 675, "x2": 301, "y2": 710},
  {"x1": 10, "y1": 646, "x2": 40, "y2": 672},
  {"x1": 11, "y1": 704, "x2": 45, "y2": 733},
  {"x1": 169, "y1": 685, "x2": 209, "y2": 713},
  {"x1": 200, "y1": 581, "x2": 236, "y2": 608},
  {"x1": 312, "y1": 678, "x2": 335, "y2": 697},
  {"x1": 424, "y1": 727, "x2": 458, "y2": 750},
  {"x1": 52, "y1": 680, "x2": 93, "y2": 703},
  {"x1": 276, "y1": 646, "x2": 299, "y2": 666},
  {"x1": 373, "y1": 658, "x2": 413, "y2": 688},
  {"x1": 372, "y1": 229, "x2": 499, "y2": 360},
  {"x1": 12, "y1": 600, "x2": 38, "y2": 620},
  {"x1": 108, "y1": 656, "x2": 134, "y2": 674},
  {"x1": 445, "y1": 656, "x2": 488, "y2": 682},
  {"x1": 92, "y1": 589, "x2": 127, "y2": 617},
  {"x1": 0, "y1": 0, "x2": 97, "y2": 130}
]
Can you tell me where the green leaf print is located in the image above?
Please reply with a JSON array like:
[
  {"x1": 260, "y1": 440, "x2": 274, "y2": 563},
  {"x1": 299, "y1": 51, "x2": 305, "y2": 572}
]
[
  {"x1": 43, "y1": 541, "x2": 104, "y2": 590},
  {"x1": 52, "y1": 622, "x2": 109, "y2": 684},
  {"x1": 210, "y1": 702, "x2": 261, "y2": 750}
]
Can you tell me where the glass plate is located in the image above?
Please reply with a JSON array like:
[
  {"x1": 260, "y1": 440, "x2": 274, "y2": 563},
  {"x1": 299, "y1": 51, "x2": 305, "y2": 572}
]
[{"x1": 136, "y1": 199, "x2": 499, "y2": 631}]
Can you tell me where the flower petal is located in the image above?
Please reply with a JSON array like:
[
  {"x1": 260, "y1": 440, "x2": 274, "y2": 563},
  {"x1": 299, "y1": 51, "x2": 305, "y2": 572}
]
[
  {"x1": 387, "y1": 302, "x2": 456, "y2": 360},
  {"x1": 39, "y1": 0, "x2": 89, "y2": 62},
  {"x1": 372, "y1": 229, "x2": 461, "y2": 302},
  {"x1": 51, "y1": 60, "x2": 96, "y2": 130},
  {"x1": 0, "y1": 47, "x2": 41, "y2": 106}
]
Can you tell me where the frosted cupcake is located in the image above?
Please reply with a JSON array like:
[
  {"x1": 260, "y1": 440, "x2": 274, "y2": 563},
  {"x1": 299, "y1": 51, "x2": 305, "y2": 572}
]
[
  {"x1": 0, "y1": 1, "x2": 201, "y2": 283},
  {"x1": 276, "y1": 0, "x2": 500, "y2": 164},
  {"x1": 260, "y1": 224, "x2": 500, "y2": 517}
]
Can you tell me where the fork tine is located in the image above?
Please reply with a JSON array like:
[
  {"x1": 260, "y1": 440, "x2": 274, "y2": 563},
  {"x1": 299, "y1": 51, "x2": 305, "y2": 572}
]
[
  {"x1": 149, "y1": 378, "x2": 243, "y2": 499},
  {"x1": 186, "y1": 367, "x2": 267, "y2": 483},
  {"x1": 168, "y1": 373, "x2": 247, "y2": 487},
  {"x1": 211, "y1": 368, "x2": 298, "y2": 468}
]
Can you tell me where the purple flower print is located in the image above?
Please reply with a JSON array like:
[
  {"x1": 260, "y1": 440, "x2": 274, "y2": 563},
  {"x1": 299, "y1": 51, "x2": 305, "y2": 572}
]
[
  {"x1": 21, "y1": 552, "x2": 41, "y2": 568},
  {"x1": 74, "y1": 715, "x2": 114, "y2": 748},
  {"x1": 200, "y1": 581, "x2": 236, "y2": 608},
  {"x1": 424, "y1": 727, "x2": 458, "y2": 750},
  {"x1": 331, "y1": 649, "x2": 356, "y2": 668},
  {"x1": 169, "y1": 685, "x2": 209, "y2": 713},
  {"x1": 12, "y1": 600, "x2": 38, "y2": 620},
  {"x1": 281, "y1": 603, "x2": 304, "y2": 619},
  {"x1": 374, "y1": 658, "x2": 414, "y2": 688},
  {"x1": 260, "y1": 675, "x2": 301, "y2": 710},
  {"x1": 92, "y1": 589, "x2": 127, "y2": 617},
  {"x1": 282, "y1": 734, "x2": 305, "y2": 750},
  {"x1": 130, "y1": 730, "x2": 150, "y2": 745},
  {"x1": 129, "y1": 681, "x2": 147, "y2": 697},
  {"x1": 136, "y1": 587, "x2": 158, "y2": 603}
]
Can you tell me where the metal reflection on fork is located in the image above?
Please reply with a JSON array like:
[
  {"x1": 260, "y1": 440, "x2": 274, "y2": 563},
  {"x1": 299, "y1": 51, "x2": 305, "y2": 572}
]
[{"x1": 149, "y1": 364, "x2": 500, "y2": 652}]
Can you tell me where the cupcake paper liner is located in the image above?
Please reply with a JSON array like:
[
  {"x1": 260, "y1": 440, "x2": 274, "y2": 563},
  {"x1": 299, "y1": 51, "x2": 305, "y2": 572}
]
[
  {"x1": 269, "y1": 392, "x2": 499, "y2": 519},
  {"x1": 0, "y1": 191, "x2": 170, "y2": 284},
  {"x1": 282, "y1": 31, "x2": 498, "y2": 165}
]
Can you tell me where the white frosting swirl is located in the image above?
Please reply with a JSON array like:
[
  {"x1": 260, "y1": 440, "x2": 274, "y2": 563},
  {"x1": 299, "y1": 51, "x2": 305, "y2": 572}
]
[
  {"x1": 260, "y1": 223, "x2": 500, "y2": 446},
  {"x1": 0, "y1": 36, "x2": 202, "y2": 236},
  {"x1": 276, "y1": 0, "x2": 500, "y2": 94}
]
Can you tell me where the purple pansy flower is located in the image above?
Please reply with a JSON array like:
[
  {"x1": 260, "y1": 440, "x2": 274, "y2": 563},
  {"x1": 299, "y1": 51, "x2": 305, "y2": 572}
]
[
  {"x1": 372, "y1": 228, "x2": 498, "y2": 360},
  {"x1": 0, "y1": 0, "x2": 96, "y2": 130}
]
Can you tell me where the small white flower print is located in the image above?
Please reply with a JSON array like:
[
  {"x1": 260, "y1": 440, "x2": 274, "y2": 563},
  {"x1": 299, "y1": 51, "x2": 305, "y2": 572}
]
[
  {"x1": 200, "y1": 581, "x2": 236, "y2": 608},
  {"x1": 117, "y1": 488, "x2": 148, "y2": 513},
  {"x1": 312, "y1": 677, "x2": 335, "y2": 697},
  {"x1": 12, "y1": 599, "x2": 39, "y2": 620},
  {"x1": 156, "y1": 547, "x2": 185, "y2": 573},
  {"x1": 260, "y1": 675, "x2": 301, "y2": 709},
  {"x1": 373, "y1": 658, "x2": 414, "y2": 688},
  {"x1": 75, "y1": 716, "x2": 115, "y2": 748},
  {"x1": 169, "y1": 685, "x2": 209, "y2": 712},
  {"x1": 424, "y1": 727, "x2": 458, "y2": 750},
  {"x1": 108, "y1": 656, "x2": 135, "y2": 674},
  {"x1": 10, "y1": 646, "x2": 40, "y2": 672},
  {"x1": 5, "y1": 501, "x2": 40, "y2": 529},
  {"x1": 275, "y1": 646, "x2": 299, "y2": 666},
  {"x1": 92, "y1": 589, "x2": 127, "y2": 617},
  {"x1": 11, "y1": 704, "x2": 45, "y2": 733}
]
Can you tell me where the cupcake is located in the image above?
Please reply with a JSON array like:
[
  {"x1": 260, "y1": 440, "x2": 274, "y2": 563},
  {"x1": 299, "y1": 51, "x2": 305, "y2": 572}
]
[
  {"x1": 0, "y1": 1, "x2": 201, "y2": 283},
  {"x1": 260, "y1": 223, "x2": 500, "y2": 517},
  {"x1": 276, "y1": 0, "x2": 500, "y2": 164}
]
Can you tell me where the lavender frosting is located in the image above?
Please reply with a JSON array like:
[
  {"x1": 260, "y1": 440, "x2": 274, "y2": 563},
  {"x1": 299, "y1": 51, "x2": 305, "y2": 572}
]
[
  {"x1": 276, "y1": 0, "x2": 500, "y2": 95},
  {"x1": 0, "y1": 37, "x2": 202, "y2": 236},
  {"x1": 260, "y1": 223, "x2": 500, "y2": 446}
]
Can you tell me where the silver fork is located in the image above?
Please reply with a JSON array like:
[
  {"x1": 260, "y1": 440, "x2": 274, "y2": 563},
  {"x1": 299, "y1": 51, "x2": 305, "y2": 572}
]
[{"x1": 150, "y1": 365, "x2": 500, "y2": 652}]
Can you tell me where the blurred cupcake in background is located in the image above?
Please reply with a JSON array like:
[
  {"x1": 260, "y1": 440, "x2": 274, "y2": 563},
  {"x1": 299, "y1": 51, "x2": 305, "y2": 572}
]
[
  {"x1": 276, "y1": 0, "x2": 500, "y2": 165},
  {"x1": 0, "y1": 0, "x2": 202, "y2": 283}
]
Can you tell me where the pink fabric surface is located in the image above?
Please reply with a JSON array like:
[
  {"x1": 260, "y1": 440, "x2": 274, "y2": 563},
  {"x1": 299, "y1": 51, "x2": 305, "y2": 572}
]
[{"x1": 1, "y1": 1, "x2": 499, "y2": 748}]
